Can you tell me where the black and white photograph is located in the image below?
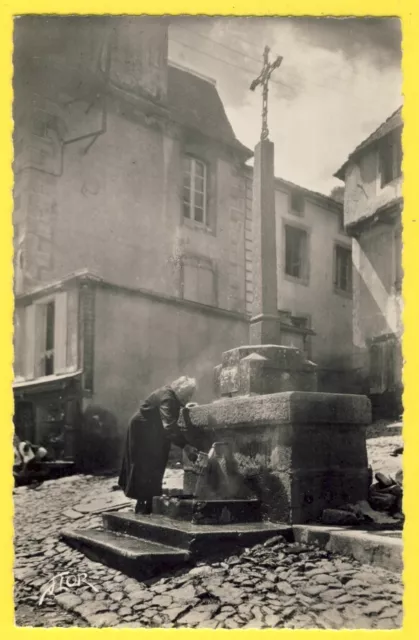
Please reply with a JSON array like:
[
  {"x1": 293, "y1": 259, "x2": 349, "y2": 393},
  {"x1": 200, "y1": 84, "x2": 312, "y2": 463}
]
[{"x1": 12, "y1": 15, "x2": 403, "y2": 629}]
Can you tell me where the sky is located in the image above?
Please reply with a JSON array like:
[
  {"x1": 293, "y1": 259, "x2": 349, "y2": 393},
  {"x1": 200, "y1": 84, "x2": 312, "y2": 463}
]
[{"x1": 168, "y1": 17, "x2": 402, "y2": 195}]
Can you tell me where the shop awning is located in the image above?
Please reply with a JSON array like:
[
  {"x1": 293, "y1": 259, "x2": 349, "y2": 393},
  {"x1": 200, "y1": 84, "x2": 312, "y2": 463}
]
[{"x1": 13, "y1": 370, "x2": 83, "y2": 395}]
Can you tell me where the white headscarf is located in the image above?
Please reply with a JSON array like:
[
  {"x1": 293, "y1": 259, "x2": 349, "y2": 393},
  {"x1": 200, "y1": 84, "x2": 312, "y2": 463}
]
[{"x1": 170, "y1": 376, "x2": 197, "y2": 406}]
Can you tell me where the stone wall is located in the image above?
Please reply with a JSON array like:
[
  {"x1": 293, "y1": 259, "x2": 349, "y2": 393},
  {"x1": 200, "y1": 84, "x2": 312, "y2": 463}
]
[
  {"x1": 243, "y1": 174, "x2": 353, "y2": 375},
  {"x1": 91, "y1": 283, "x2": 249, "y2": 455},
  {"x1": 13, "y1": 18, "x2": 248, "y2": 316}
]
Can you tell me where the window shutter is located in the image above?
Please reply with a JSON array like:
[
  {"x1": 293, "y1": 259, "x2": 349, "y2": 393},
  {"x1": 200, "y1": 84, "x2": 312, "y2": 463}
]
[
  {"x1": 54, "y1": 291, "x2": 68, "y2": 374},
  {"x1": 384, "y1": 339, "x2": 396, "y2": 391},
  {"x1": 24, "y1": 304, "x2": 35, "y2": 379},
  {"x1": 370, "y1": 342, "x2": 385, "y2": 394}
]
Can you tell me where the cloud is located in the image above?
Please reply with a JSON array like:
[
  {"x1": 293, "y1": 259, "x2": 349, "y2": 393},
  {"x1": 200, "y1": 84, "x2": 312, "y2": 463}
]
[
  {"x1": 169, "y1": 17, "x2": 402, "y2": 111},
  {"x1": 283, "y1": 17, "x2": 402, "y2": 68},
  {"x1": 169, "y1": 17, "x2": 402, "y2": 193}
]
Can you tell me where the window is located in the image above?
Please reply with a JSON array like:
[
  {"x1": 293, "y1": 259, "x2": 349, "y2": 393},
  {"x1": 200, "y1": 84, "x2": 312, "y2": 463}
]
[
  {"x1": 21, "y1": 291, "x2": 68, "y2": 380},
  {"x1": 183, "y1": 156, "x2": 207, "y2": 224},
  {"x1": 38, "y1": 301, "x2": 55, "y2": 376},
  {"x1": 284, "y1": 225, "x2": 309, "y2": 281},
  {"x1": 334, "y1": 244, "x2": 352, "y2": 294},
  {"x1": 379, "y1": 132, "x2": 402, "y2": 188},
  {"x1": 289, "y1": 190, "x2": 305, "y2": 215},
  {"x1": 369, "y1": 336, "x2": 398, "y2": 394}
]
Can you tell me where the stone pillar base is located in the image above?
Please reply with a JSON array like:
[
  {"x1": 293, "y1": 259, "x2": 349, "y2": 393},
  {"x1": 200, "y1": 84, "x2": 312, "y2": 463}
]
[
  {"x1": 249, "y1": 314, "x2": 281, "y2": 345},
  {"x1": 188, "y1": 391, "x2": 371, "y2": 524},
  {"x1": 214, "y1": 344, "x2": 317, "y2": 398}
]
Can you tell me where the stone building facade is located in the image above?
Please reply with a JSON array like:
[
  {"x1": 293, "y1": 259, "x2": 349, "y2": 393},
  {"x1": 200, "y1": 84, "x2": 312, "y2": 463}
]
[
  {"x1": 335, "y1": 107, "x2": 403, "y2": 417},
  {"x1": 243, "y1": 171, "x2": 353, "y2": 392},
  {"x1": 12, "y1": 16, "x2": 355, "y2": 467},
  {"x1": 12, "y1": 16, "x2": 250, "y2": 467}
]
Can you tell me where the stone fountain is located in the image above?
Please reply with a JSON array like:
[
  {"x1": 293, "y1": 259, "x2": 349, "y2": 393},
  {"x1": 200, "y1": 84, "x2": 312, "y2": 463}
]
[{"x1": 60, "y1": 138, "x2": 371, "y2": 579}]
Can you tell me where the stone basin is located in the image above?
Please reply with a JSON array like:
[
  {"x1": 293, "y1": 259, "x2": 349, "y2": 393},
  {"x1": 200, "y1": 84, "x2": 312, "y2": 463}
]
[{"x1": 185, "y1": 391, "x2": 371, "y2": 524}]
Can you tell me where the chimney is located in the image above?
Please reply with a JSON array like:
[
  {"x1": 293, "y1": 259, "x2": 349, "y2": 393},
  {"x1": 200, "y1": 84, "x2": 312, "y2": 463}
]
[{"x1": 109, "y1": 16, "x2": 169, "y2": 103}]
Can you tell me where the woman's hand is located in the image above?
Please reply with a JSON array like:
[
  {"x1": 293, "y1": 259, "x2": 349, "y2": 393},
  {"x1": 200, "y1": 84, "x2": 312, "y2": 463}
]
[{"x1": 183, "y1": 444, "x2": 199, "y2": 464}]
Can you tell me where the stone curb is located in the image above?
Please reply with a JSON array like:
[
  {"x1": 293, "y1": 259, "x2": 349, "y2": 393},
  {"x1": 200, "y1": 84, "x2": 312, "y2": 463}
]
[{"x1": 292, "y1": 525, "x2": 403, "y2": 574}]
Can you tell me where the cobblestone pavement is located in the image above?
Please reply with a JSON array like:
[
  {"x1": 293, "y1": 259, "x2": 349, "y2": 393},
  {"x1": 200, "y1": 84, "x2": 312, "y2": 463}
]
[{"x1": 14, "y1": 436, "x2": 403, "y2": 629}]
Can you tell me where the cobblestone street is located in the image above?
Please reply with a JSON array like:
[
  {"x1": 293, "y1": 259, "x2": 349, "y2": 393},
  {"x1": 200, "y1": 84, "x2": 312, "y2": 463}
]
[{"x1": 14, "y1": 432, "x2": 403, "y2": 629}]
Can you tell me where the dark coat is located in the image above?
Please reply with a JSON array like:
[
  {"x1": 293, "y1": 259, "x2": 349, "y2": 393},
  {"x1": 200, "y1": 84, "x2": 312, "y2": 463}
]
[{"x1": 118, "y1": 386, "x2": 188, "y2": 501}]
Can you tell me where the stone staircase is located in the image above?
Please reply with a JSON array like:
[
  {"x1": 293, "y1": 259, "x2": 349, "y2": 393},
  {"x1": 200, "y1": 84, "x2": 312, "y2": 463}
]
[{"x1": 60, "y1": 496, "x2": 293, "y2": 580}]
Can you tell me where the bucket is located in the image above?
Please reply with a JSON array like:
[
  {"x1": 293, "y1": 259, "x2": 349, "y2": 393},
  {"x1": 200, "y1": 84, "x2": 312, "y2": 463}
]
[{"x1": 183, "y1": 450, "x2": 209, "y2": 495}]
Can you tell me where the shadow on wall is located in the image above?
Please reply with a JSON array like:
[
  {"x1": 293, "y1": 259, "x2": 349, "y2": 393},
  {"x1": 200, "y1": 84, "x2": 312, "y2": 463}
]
[
  {"x1": 77, "y1": 405, "x2": 123, "y2": 473},
  {"x1": 370, "y1": 390, "x2": 403, "y2": 422},
  {"x1": 317, "y1": 368, "x2": 369, "y2": 395}
]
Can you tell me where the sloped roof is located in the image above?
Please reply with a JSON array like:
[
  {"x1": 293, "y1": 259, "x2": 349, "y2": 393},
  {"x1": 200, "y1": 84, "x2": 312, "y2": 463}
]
[
  {"x1": 274, "y1": 175, "x2": 343, "y2": 213},
  {"x1": 242, "y1": 164, "x2": 342, "y2": 213},
  {"x1": 334, "y1": 106, "x2": 403, "y2": 180},
  {"x1": 167, "y1": 64, "x2": 252, "y2": 158}
]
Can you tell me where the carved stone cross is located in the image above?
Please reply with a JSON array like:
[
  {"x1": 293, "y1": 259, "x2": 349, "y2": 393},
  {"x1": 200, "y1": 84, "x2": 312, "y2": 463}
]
[{"x1": 250, "y1": 46, "x2": 283, "y2": 141}]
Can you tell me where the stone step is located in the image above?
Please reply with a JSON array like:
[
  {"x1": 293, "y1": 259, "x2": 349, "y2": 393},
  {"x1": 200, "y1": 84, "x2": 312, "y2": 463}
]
[
  {"x1": 103, "y1": 510, "x2": 293, "y2": 559},
  {"x1": 60, "y1": 527, "x2": 191, "y2": 580},
  {"x1": 152, "y1": 496, "x2": 263, "y2": 525},
  {"x1": 292, "y1": 524, "x2": 403, "y2": 573}
]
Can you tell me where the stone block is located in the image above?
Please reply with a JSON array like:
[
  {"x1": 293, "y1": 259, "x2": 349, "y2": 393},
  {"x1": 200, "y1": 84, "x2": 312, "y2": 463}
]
[
  {"x1": 187, "y1": 391, "x2": 371, "y2": 524},
  {"x1": 151, "y1": 496, "x2": 263, "y2": 525},
  {"x1": 215, "y1": 344, "x2": 317, "y2": 398}
]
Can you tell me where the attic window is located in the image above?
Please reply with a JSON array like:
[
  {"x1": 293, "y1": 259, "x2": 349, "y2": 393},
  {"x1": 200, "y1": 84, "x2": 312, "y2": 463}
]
[
  {"x1": 290, "y1": 190, "x2": 305, "y2": 215},
  {"x1": 284, "y1": 224, "x2": 309, "y2": 282},
  {"x1": 379, "y1": 132, "x2": 402, "y2": 188},
  {"x1": 183, "y1": 156, "x2": 207, "y2": 225}
]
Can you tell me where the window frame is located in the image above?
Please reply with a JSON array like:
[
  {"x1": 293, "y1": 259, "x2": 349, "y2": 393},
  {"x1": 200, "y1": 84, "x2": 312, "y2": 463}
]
[
  {"x1": 34, "y1": 296, "x2": 56, "y2": 377},
  {"x1": 182, "y1": 155, "x2": 208, "y2": 226},
  {"x1": 289, "y1": 189, "x2": 305, "y2": 216},
  {"x1": 283, "y1": 223, "x2": 310, "y2": 285},
  {"x1": 379, "y1": 132, "x2": 402, "y2": 189},
  {"x1": 333, "y1": 242, "x2": 353, "y2": 296}
]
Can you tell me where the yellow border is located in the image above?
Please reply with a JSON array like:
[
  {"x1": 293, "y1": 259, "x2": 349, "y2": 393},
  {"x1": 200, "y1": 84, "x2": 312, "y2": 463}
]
[{"x1": 1, "y1": 2, "x2": 417, "y2": 639}]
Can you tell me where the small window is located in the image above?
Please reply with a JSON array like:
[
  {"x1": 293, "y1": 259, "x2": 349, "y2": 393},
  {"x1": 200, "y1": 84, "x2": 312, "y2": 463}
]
[
  {"x1": 379, "y1": 132, "x2": 402, "y2": 188},
  {"x1": 183, "y1": 156, "x2": 207, "y2": 225},
  {"x1": 290, "y1": 190, "x2": 305, "y2": 215},
  {"x1": 284, "y1": 225, "x2": 309, "y2": 281},
  {"x1": 38, "y1": 301, "x2": 55, "y2": 376},
  {"x1": 334, "y1": 245, "x2": 352, "y2": 294}
]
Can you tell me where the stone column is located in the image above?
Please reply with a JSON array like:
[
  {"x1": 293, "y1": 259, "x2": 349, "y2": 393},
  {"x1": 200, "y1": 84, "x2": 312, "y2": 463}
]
[
  {"x1": 249, "y1": 139, "x2": 281, "y2": 345},
  {"x1": 212, "y1": 137, "x2": 318, "y2": 399}
]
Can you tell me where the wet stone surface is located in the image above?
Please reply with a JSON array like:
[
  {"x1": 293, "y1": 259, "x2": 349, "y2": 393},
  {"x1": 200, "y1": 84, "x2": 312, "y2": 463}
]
[{"x1": 14, "y1": 440, "x2": 403, "y2": 629}]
